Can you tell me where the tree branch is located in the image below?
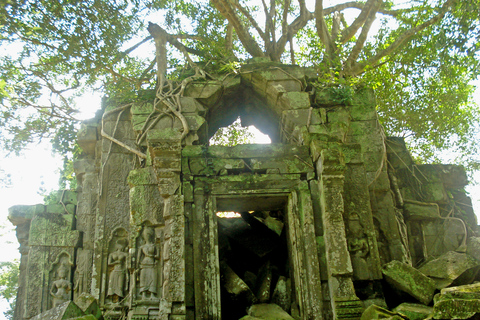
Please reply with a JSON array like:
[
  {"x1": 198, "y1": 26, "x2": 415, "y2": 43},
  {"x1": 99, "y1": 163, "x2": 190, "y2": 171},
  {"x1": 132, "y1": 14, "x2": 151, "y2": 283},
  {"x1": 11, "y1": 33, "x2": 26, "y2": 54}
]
[
  {"x1": 118, "y1": 36, "x2": 153, "y2": 60},
  {"x1": 339, "y1": 0, "x2": 379, "y2": 44},
  {"x1": 148, "y1": 22, "x2": 167, "y2": 89},
  {"x1": 272, "y1": 2, "x2": 313, "y2": 61},
  {"x1": 282, "y1": 0, "x2": 291, "y2": 35},
  {"x1": 344, "y1": 0, "x2": 381, "y2": 70},
  {"x1": 323, "y1": 1, "x2": 410, "y2": 17},
  {"x1": 225, "y1": 23, "x2": 234, "y2": 56},
  {"x1": 212, "y1": 0, "x2": 265, "y2": 57},
  {"x1": 261, "y1": 0, "x2": 275, "y2": 54},
  {"x1": 347, "y1": 0, "x2": 456, "y2": 76},
  {"x1": 315, "y1": 0, "x2": 334, "y2": 56},
  {"x1": 331, "y1": 11, "x2": 342, "y2": 40},
  {"x1": 232, "y1": 2, "x2": 267, "y2": 43}
]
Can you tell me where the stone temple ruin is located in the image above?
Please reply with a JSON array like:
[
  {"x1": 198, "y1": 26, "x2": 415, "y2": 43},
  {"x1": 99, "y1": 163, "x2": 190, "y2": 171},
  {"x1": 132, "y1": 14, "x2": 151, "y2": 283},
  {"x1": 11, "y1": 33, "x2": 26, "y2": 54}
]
[{"x1": 8, "y1": 62, "x2": 480, "y2": 320}]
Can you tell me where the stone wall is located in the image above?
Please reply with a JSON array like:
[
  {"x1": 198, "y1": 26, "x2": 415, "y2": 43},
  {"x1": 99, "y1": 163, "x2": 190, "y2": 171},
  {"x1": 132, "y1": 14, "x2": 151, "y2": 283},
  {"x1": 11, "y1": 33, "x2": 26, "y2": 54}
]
[{"x1": 9, "y1": 62, "x2": 480, "y2": 320}]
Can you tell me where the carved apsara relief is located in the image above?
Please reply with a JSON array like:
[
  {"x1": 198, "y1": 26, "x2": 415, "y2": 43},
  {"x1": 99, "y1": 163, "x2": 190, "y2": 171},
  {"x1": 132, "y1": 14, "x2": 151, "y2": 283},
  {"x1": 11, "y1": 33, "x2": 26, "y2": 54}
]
[
  {"x1": 346, "y1": 213, "x2": 370, "y2": 279},
  {"x1": 133, "y1": 224, "x2": 162, "y2": 303},
  {"x1": 106, "y1": 228, "x2": 129, "y2": 305},
  {"x1": 49, "y1": 253, "x2": 73, "y2": 308}
]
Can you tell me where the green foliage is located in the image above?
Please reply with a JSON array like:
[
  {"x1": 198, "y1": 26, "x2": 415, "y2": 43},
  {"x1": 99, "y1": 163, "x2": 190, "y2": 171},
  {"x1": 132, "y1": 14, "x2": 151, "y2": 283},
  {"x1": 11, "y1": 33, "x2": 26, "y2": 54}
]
[
  {"x1": 0, "y1": 260, "x2": 19, "y2": 320},
  {"x1": 0, "y1": 0, "x2": 479, "y2": 170},
  {"x1": 210, "y1": 117, "x2": 255, "y2": 147}
]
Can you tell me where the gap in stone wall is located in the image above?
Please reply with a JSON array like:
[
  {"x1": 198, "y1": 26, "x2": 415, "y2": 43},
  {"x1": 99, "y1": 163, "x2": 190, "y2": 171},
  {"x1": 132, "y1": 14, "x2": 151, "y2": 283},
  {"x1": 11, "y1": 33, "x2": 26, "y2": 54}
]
[{"x1": 209, "y1": 116, "x2": 272, "y2": 146}]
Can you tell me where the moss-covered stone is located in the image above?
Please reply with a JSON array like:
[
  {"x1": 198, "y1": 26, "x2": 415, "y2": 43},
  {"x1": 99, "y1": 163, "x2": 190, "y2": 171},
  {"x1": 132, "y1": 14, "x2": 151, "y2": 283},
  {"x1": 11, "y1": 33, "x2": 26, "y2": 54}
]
[
  {"x1": 130, "y1": 102, "x2": 154, "y2": 115},
  {"x1": 30, "y1": 301, "x2": 84, "y2": 320},
  {"x1": 146, "y1": 128, "x2": 182, "y2": 142},
  {"x1": 382, "y1": 260, "x2": 436, "y2": 305},
  {"x1": 279, "y1": 91, "x2": 311, "y2": 110},
  {"x1": 418, "y1": 251, "x2": 479, "y2": 289},
  {"x1": 393, "y1": 303, "x2": 433, "y2": 320},
  {"x1": 360, "y1": 304, "x2": 402, "y2": 320},
  {"x1": 127, "y1": 167, "x2": 157, "y2": 186},
  {"x1": 404, "y1": 200, "x2": 440, "y2": 220},
  {"x1": 433, "y1": 284, "x2": 480, "y2": 320}
]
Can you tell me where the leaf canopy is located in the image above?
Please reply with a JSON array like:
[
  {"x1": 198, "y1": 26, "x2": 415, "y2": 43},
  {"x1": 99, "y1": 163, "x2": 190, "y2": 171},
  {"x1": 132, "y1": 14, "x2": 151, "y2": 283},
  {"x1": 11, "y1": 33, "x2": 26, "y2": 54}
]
[{"x1": 0, "y1": 0, "x2": 479, "y2": 167}]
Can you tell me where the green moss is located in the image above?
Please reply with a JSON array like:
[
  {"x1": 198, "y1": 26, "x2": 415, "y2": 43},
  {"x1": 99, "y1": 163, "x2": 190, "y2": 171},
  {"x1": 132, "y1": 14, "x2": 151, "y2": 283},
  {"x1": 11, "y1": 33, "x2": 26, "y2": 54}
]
[{"x1": 127, "y1": 168, "x2": 156, "y2": 186}]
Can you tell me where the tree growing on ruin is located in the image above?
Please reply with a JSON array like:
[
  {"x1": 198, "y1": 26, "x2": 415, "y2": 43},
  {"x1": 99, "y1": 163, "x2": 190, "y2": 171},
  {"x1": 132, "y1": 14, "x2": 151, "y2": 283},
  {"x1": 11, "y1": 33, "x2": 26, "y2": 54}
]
[{"x1": 1, "y1": 0, "x2": 479, "y2": 166}]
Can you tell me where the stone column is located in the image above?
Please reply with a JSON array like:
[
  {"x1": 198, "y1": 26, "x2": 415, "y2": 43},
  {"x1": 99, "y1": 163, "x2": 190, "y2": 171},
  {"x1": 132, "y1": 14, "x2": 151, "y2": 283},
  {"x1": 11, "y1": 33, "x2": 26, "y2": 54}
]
[
  {"x1": 192, "y1": 184, "x2": 221, "y2": 320},
  {"x1": 147, "y1": 130, "x2": 186, "y2": 320},
  {"x1": 286, "y1": 185, "x2": 323, "y2": 319},
  {"x1": 317, "y1": 148, "x2": 363, "y2": 320},
  {"x1": 8, "y1": 200, "x2": 80, "y2": 319}
]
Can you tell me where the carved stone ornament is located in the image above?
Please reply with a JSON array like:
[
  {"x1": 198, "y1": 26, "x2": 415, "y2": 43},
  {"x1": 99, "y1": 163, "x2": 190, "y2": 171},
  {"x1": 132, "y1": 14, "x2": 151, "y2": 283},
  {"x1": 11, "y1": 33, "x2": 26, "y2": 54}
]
[
  {"x1": 50, "y1": 263, "x2": 72, "y2": 308},
  {"x1": 107, "y1": 239, "x2": 129, "y2": 303},
  {"x1": 137, "y1": 226, "x2": 160, "y2": 300}
]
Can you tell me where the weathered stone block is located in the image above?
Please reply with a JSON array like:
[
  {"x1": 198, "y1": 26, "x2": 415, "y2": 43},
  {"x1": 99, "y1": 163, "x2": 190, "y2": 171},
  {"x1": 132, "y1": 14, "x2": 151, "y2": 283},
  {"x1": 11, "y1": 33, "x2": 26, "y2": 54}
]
[
  {"x1": 282, "y1": 108, "x2": 321, "y2": 127},
  {"x1": 131, "y1": 102, "x2": 154, "y2": 115},
  {"x1": 352, "y1": 87, "x2": 376, "y2": 108},
  {"x1": 422, "y1": 183, "x2": 448, "y2": 203},
  {"x1": 404, "y1": 200, "x2": 440, "y2": 220},
  {"x1": 103, "y1": 120, "x2": 136, "y2": 140},
  {"x1": 101, "y1": 138, "x2": 138, "y2": 154},
  {"x1": 247, "y1": 303, "x2": 294, "y2": 320},
  {"x1": 147, "y1": 128, "x2": 183, "y2": 142},
  {"x1": 154, "y1": 157, "x2": 182, "y2": 171},
  {"x1": 30, "y1": 301, "x2": 84, "y2": 320},
  {"x1": 279, "y1": 92, "x2": 310, "y2": 110},
  {"x1": 440, "y1": 165, "x2": 468, "y2": 188},
  {"x1": 223, "y1": 265, "x2": 256, "y2": 304},
  {"x1": 77, "y1": 124, "x2": 98, "y2": 155},
  {"x1": 127, "y1": 167, "x2": 157, "y2": 186},
  {"x1": 189, "y1": 158, "x2": 245, "y2": 175},
  {"x1": 467, "y1": 237, "x2": 480, "y2": 261},
  {"x1": 129, "y1": 185, "x2": 164, "y2": 226},
  {"x1": 73, "y1": 293, "x2": 101, "y2": 319},
  {"x1": 360, "y1": 304, "x2": 402, "y2": 320},
  {"x1": 184, "y1": 81, "x2": 222, "y2": 107},
  {"x1": 367, "y1": 171, "x2": 390, "y2": 191},
  {"x1": 250, "y1": 157, "x2": 313, "y2": 174},
  {"x1": 418, "y1": 251, "x2": 479, "y2": 289},
  {"x1": 393, "y1": 303, "x2": 433, "y2": 320},
  {"x1": 8, "y1": 205, "x2": 38, "y2": 225},
  {"x1": 433, "y1": 283, "x2": 480, "y2": 319},
  {"x1": 29, "y1": 213, "x2": 80, "y2": 247},
  {"x1": 315, "y1": 86, "x2": 353, "y2": 106},
  {"x1": 178, "y1": 97, "x2": 205, "y2": 114},
  {"x1": 382, "y1": 260, "x2": 436, "y2": 305}
]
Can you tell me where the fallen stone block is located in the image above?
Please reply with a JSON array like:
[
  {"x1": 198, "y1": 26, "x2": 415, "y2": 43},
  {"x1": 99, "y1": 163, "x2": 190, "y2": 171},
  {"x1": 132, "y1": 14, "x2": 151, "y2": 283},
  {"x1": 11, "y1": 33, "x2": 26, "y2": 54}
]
[
  {"x1": 255, "y1": 261, "x2": 272, "y2": 303},
  {"x1": 73, "y1": 293, "x2": 101, "y2": 319},
  {"x1": 223, "y1": 265, "x2": 256, "y2": 304},
  {"x1": 418, "y1": 251, "x2": 479, "y2": 289},
  {"x1": 382, "y1": 260, "x2": 436, "y2": 305},
  {"x1": 30, "y1": 301, "x2": 85, "y2": 320},
  {"x1": 467, "y1": 237, "x2": 480, "y2": 261},
  {"x1": 360, "y1": 304, "x2": 404, "y2": 320},
  {"x1": 433, "y1": 282, "x2": 480, "y2": 319},
  {"x1": 247, "y1": 303, "x2": 294, "y2": 320},
  {"x1": 272, "y1": 276, "x2": 291, "y2": 313},
  {"x1": 393, "y1": 303, "x2": 433, "y2": 320}
]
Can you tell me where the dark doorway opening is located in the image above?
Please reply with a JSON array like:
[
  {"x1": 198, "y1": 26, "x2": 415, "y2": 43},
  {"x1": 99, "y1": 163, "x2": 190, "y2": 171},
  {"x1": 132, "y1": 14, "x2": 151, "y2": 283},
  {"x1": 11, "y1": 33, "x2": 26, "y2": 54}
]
[{"x1": 216, "y1": 196, "x2": 291, "y2": 319}]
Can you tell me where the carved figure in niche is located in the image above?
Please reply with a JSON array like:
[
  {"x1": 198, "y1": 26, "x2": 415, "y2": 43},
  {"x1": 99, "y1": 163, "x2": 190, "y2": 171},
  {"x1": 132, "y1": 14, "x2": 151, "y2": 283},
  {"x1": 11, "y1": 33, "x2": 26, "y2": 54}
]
[
  {"x1": 107, "y1": 239, "x2": 129, "y2": 302},
  {"x1": 50, "y1": 263, "x2": 72, "y2": 307},
  {"x1": 137, "y1": 226, "x2": 160, "y2": 300},
  {"x1": 347, "y1": 214, "x2": 369, "y2": 278},
  {"x1": 74, "y1": 249, "x2": 92, "y2": 297}
]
